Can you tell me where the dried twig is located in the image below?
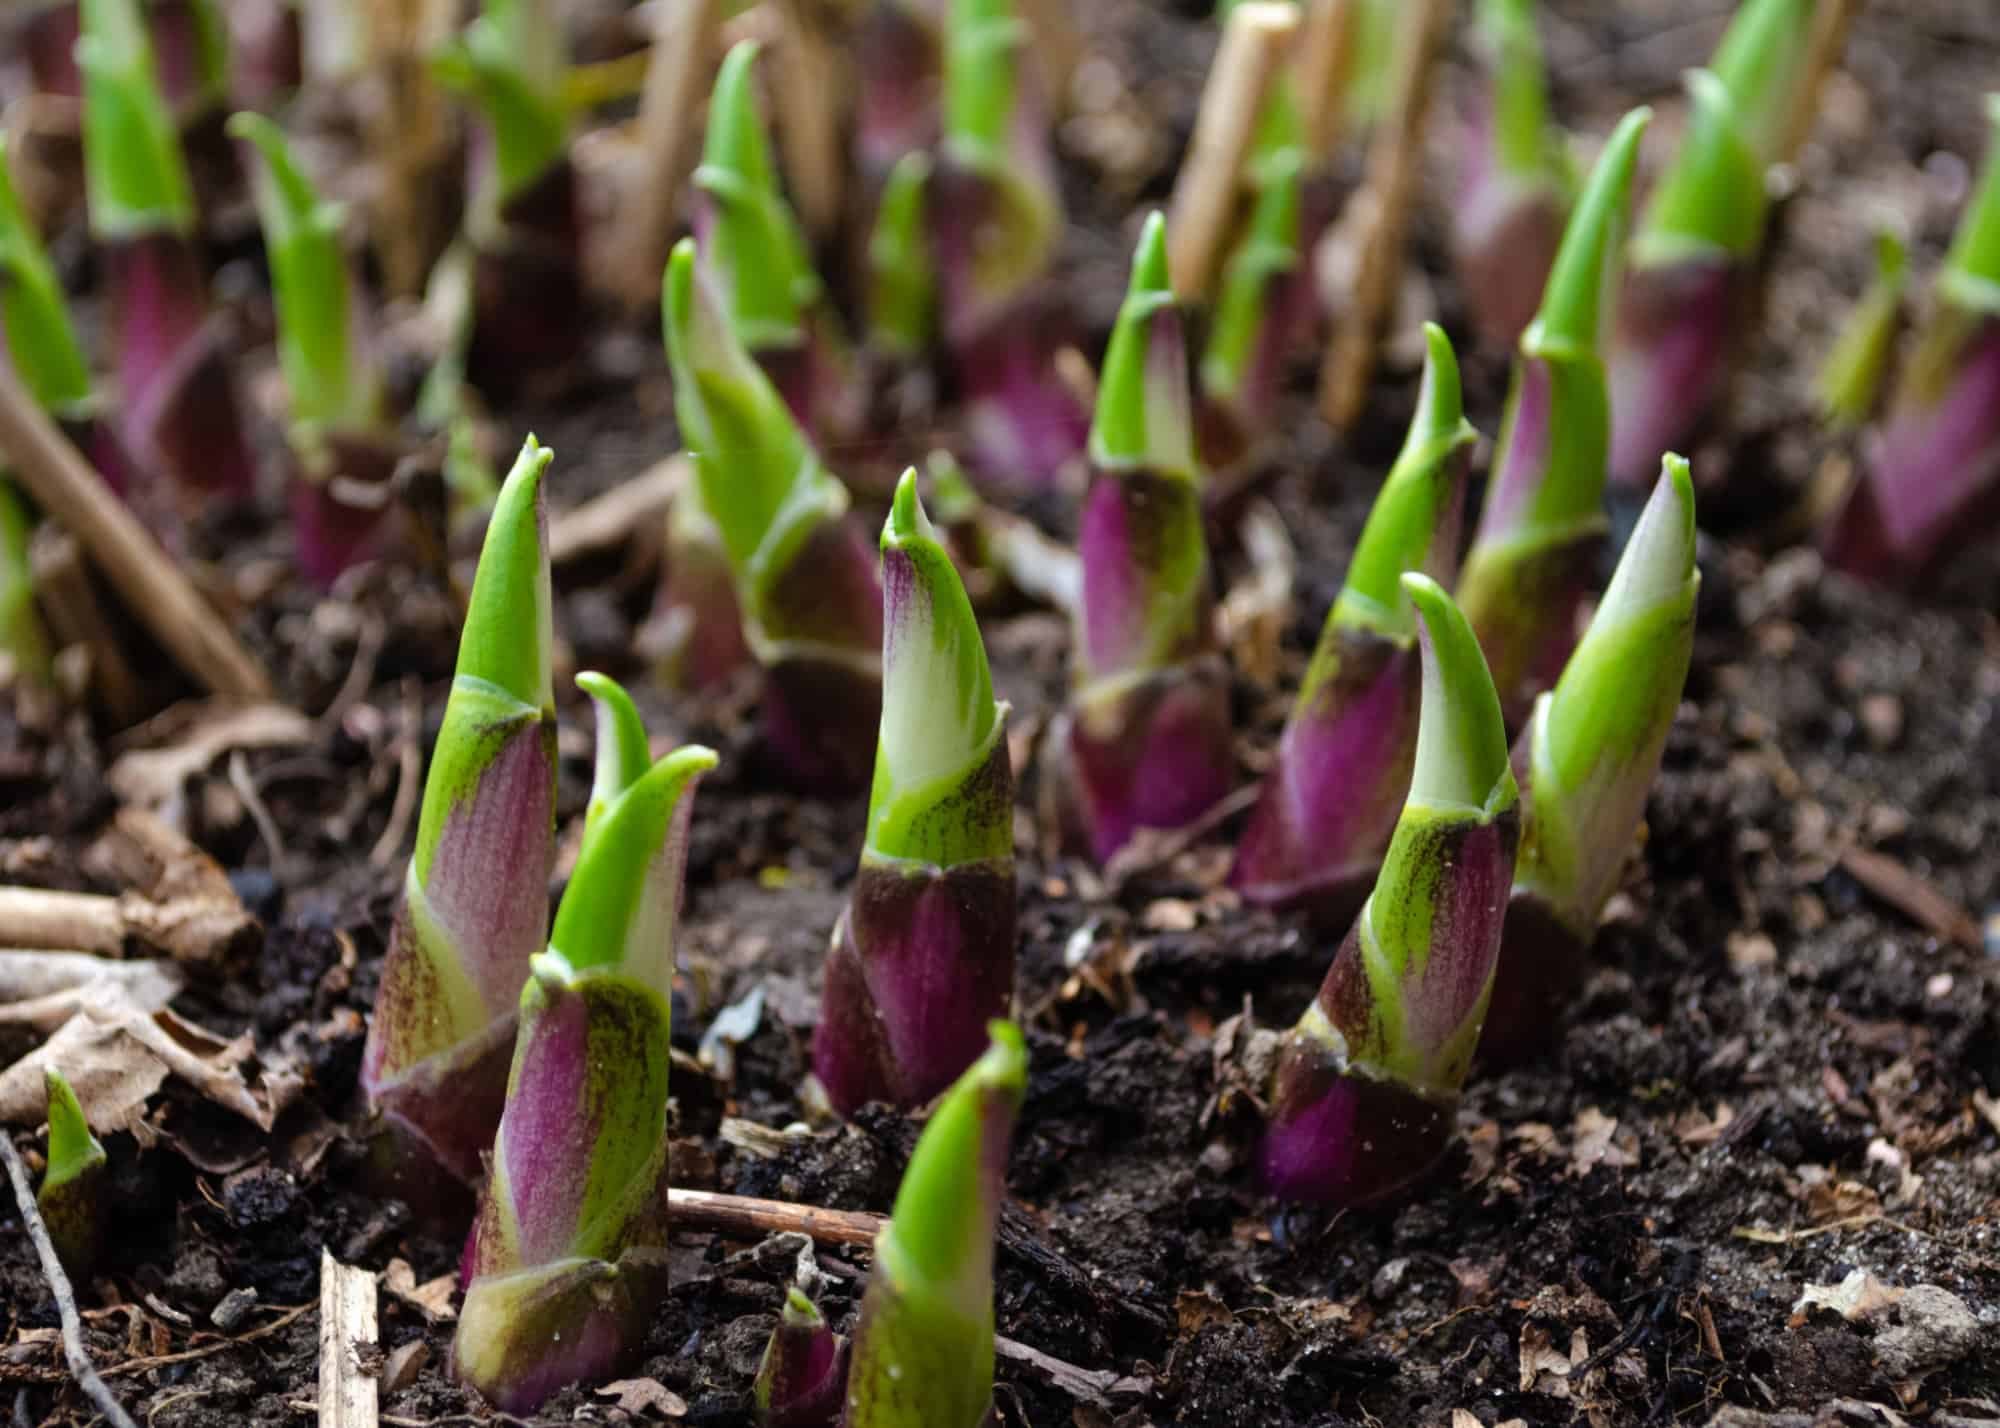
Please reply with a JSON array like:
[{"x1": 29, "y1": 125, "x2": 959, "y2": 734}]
[
  {"x1": 0, "y1": 1131, "x2": 141, "y2": 1428},
  {"x1": 368, "y1": 679, "x2": 424, "y2": 868},
  {"x1": 667, "y1": 1187, "x2": 882, "y2": 1247},
  {"x1": 1318, "y1": 0, "x2": 1448, "y2": 429},
  {"x1": 1295, "y1": 0, "x2": 1358, "y2": 162},
  {"x1": 1166, "y1": 2, "x2": 1301, "y2": 302},
  {"x1": 318, "y1": 1250, "x2": 379, "y2": 1428},
  {"x1": 1777, "y1": 0, "x2": 1863, "y2": 167},
  {"x1": 770, "y1": 0, "x2": 850, "y2": 238},
  {"x1": 30, "y1": 526, "x2": 148, "y2": 725},
  {"x1": 604, "y1": 0, "x2": 725, "y2": 308},
  {"x1": 548, "y1": 456, "x2": 688, "y2": 568},
  {"x1": 0, "y1": 361, "x2": 271, "y2": 700}
]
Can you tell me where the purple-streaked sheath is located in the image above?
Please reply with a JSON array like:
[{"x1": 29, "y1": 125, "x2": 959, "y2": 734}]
[{"x1": 755, "y1": 1289, "x2": 848, "y2": 1428}]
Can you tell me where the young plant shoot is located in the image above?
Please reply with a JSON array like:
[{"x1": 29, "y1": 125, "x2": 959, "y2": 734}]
[
  {"x1": 79, "y1": 0, "x2": 256, "y2": 506},
  {"x1": 1454, "y1": 0, "x2": 1574, "y2": 352},
  {"x1": 1480, "y1": 456, "x2": 1697, "y2": 1064},
  {"x1": 1815, "y1": 228, "x2": 1908, "y2": 433},
  {"x1": 0, "y1": 481, "x2": 51, "y2": 687},
  {"x1": 856, "y1": 0, "x2": 944, "y2": 181},
  {"x1": 1455, "y1": 106, "x2": 1649, "y2": 726},
  {"x1": 455, "y1": 682, "x2": 715, "y2": 1413},
  {"x1": 1824, "y1": 96, "x2": 2000, "y2": 582},
  {"x1": 24, "y1": 0, "x2": 227, "y2": 113},
  {"x1": 814, "y1": 471, "x2": 1014, "y2": 1115},
  {"x1": 1259, "y1": 576, "x2": 1520, "y2": 1206},
  {"x1": 755, "y1": 1288, "x2": 848, "y2": 1428},
  {"x1": 1198, "y1": 149, "x2": 1307, "y2": 470},
  {"x1": 1231, "y1": 325, "x2": 1476, "y2": 921},
  {"x1": 1062, "y1": 213, "x2": 1231, "y2": 864},
  {"x1": 647, "y1": 485, "x2": 750, "y2": 692},
  {"x1": 843, "y1": 1022, "x2": 1026, "y2": 1428},
  {"x1": 934, "y1": 0, "x2": 1087, "y2": 489},
  {"x1": 695, "y1": 41, "x2": 857, "y2": 442},
  {"x1": 1607, "y1": 0, "x2": 1817, "y2": 488},
  {"x1": 361, "y1": 439, "x2": 557, "y2": 1189},
  {"x1": 37, "y1": 1068, "x2": 106, "y2": 1276},
  {"x1": 435, "y1": 0, "x2": 582, "y2": 399},
  {"x1": 663, "y1": 239, "x2": 884, "y2": 793},
  {"x1": 869, "y1": 151, "x2": 938, "y2": 363},
  {"x1": 231, "y1": 112, "x2": 397, "y2": 586}
]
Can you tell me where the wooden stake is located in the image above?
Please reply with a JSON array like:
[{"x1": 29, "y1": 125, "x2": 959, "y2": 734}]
[
  {"x1": 771, "y1": 0, "x2": 851, "y2": 240},
  {"x1": 0, "y1": 364, "x2": 271, "y2": 701},
  {"x1": 1317, "y1": 0, "x2": 1447, "y2": 430},
  {"x1": 360, "y1": 0, "x2": 458, "y2": 299},
  {"x1": 1777, "y1": 0, "x2": 1863, "y2": 167},
  {"x1": 1165, "y1": 2, "x2": 1301, "y2": 303},
  {"x1": 317, "y1": 1251, "x2": 379, "y2": 1428},
  {"x1": 605, "y1": 0, "x2": 725, "y2": 309},
  {"x1": 1016, "y1": 0, "x2": 1085, "y2": 114},
  {"x1": 668, "y1": 1187, "x2": 882, "y2": 1247},
  {"x1": 1296, "y1": 0, "x2": 1359, "y2": 163}
]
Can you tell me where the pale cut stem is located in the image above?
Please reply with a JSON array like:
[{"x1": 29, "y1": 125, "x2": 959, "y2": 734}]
[
  {"x1": 770, "y1": 0, "x2": 848, "y2": 238},
  {"x1": 605, "y1": 0, "x2": 724, "y2": 308},
  {"x1": 1165, "y1": 3, "x2": 1301, "y2": 302},
  {"x1": 1297, "y1": 0, "x2": 1359, "y2": 162}
]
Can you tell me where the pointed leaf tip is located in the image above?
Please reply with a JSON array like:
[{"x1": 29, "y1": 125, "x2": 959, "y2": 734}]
[
  {"x1": 1528, "y1": 105, "x2": 1650, "y2": 358},
  {"x1": 885, "y1": 468, "x2": 936, "y2": 549},
  {"x1": 782, "y1": 1287, "x2": 823, "y2": 1326},
  {"x1": 1129, "y1": 211, "x2": 1173, "y2": 299},
  {"x1": 42, "y1": 1069, "x2": 105, "y2": 1185},
  {"x1": 1401, "y1": 574, "x2": 1511, "y2": 811},
  {"x1": 1601, "y1": 453, "x2": 1698, "y2": 618},
  {"x1": 577, "y1": 672, "x2": 653, "y2": 828},
  {"x1": 456, "y1": 437, "x2": 555, "y2": 708},
  {"x1": 1408, "y1": 323, "x2": 1468, "y2": 446}
]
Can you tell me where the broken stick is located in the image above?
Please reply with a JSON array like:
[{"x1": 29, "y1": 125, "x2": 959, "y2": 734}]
[
  {"x1": 1295, "y1": 0, "x2": 1359, "y2": 163},
  {"x1": 668, "y1": 1187, "x2": 882, "y2": 1248},
  {"x1": 0, "y1": 1131, "x2": 140, "y2": 1428},
  {"x1": 1317, "y1": 0, "x2": 1448, "y2": 429},
  {"x1": 317, "y1": 1250, "x2": 379, "y2": 1428},
  {"x1": 604, "y1": 0, "x2": 725, "y2": 308},
  {"x1": 1166, "y1": 2, "x2": 1301, "y2": 302},
  {"x1": 0, "y1": 362, "x2": 271, "y2": 700},
  {"x1": 1777, "y1": 0, "x2": 1862, "y2": 167},
  {"x1": 771, "y1": 0, "x2": 850, "y2": 239}
]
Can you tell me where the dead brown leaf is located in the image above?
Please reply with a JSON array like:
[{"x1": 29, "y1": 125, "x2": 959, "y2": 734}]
[
  {"x1": 382, "y1": 1258, "x2": 458, "y2": 1323},
  {"x1": 1792, "y1": 1270, "x2": 1903, "y2": 1325},
  {"x1": 0, "y1": 950, "x2": 184, "y2": 1033},
  {"x1": 597, "y1": 1377, "x2": 689, "y2": 1417},
  {"x1": 1673, "y1": 1104, "x2": 1736, "y2": 1145},
  {"x1": 1517, "y1": 1322, "x2": 1573, "y2": 1395},
  {"x1": 1570, "y1": 1107, "x2": 1640, "y2": 1174},
  {"x1": 107, "y1": 701, "x2": 313, "y2": 812},
  {"x1": 1176, "y1": 1289, "x2": 1234, "y2": 1337}
]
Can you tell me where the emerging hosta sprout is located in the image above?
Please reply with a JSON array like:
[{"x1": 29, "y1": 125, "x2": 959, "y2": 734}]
[
  {"x1": 1481, "y1": 456, "x2": 1697, "y2": 1064},
  {"x1": 1198, "y1": 149, "x2": 1307, "y2": 469},
  {"x1": 1824, "y1": 96, "x2": 2000, "y2": 582},
  {"x1": 856, "y1": 0, "x2": 944, "y2": 180},
  {"x1": 662, "y1": 239, "x2": 883, "y2": 793},
  {"x1": 1061, "y1": 214, "x2": 1231, "y2": 863},
  {"x1": 1456, "y1": 106, "x2": 1649, "y2": 726},
  {"x1": 1815, "y1": 229, "x2": 1907, "y2": 432},
  {"x1": 843, "y1": 1022, "x2": 1026, "y2": 1428},
  {"x1": 1259, "y1": 576, "x2": 1520, "y2": 1206},
  {"x1": 361, "y1": 439, "x2": 557, "y2": 1187},
  {"x1": 647, "y1": 485, "x2": 750, "y2": 692},
  {"x1": 456, "y1": 684, "x2": 715, "y2": 1413},
  {"x1": 79, "y1": 0, "x2": 256, "y2": 504},
  {"x1": 37, "y1": 1068, "x2": 106, "y2": 1275},
  {"x1": 814, "y1": 472, "x2": 1014, "y2": 1115},
  {"x1": 1454, "y1": 0, "x2": 1574, "y2": 351},
  {"x1": 869, "y1": 152, "x2": 937, "y2": 361},
  {"x1": 231, "y1": 112, "x2": 397, "y2": 586},
  {"x1": 435, "y1": 0, "x2": 582, "y2": 398},
  {"x1": 0, "y1": 143, "x2": 92, "y2": 424},
  {"x1": 1232, "y1": 325, "x2": 1476, "y2": 921},
  {"x1": 1607, "y1": 0, "x2": 1817, "y2": 488},
  {"x1": 755, "y1": 1288, "x2": 848, "y2": 1428},
  {"x1": 0, "y1": 481, "x2": 51, "y2": 687},
  {"x1": 934, "y1": 0, "x2": 1086, "y2": 489},
  {"x1": 695, "y1": 41, "x2": 856, "y2": 440}
]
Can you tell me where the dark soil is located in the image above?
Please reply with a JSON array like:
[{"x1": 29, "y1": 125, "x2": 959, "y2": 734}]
[{"x1": 5, "y1": 2, "x2": 2000, "y2": 1426}]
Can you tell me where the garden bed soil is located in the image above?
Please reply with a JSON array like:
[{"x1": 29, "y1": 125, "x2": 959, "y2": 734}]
[{"x1": 3, "y1": 1, "x2": 2000, "y2": 1425}]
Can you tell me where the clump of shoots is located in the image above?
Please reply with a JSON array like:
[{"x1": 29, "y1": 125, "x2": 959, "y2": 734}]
[
  {"x1": 814, "y1": 472, "x2": 1015, "y2": 1114},
  {"x1": 1198, "y1": 148, "x2": 1308, "y2": 469},
  {"x1": 455, "y1": 678, "x2": 715, "y2": 1413},
  {"x1": 1823, "y1": 95, "x2": 2000, "y2": 582},
  {"x1": 0, "y1": 481, "x2": 52, "y2": 687},
  {"x1": 1455, "y1": 106, "x2": 1649, "y2": 726},
  {"x1": 1607, "y1": 0, "x2": 1819, "y2": 487},
  {"x1": 231, "y1": 112, "x2": 399, "y2": 586},
  {"x1": 755, "y1": 1288, "x2": 848, "y2": 1428},
  {"x1": 38, "y1": 1068, "x2": 107, "y2": 1275},
  {"x1": 933, "y1": 0, "x2": 1086, "y2": 489},
  {"x1": 434, "y1": 0, "x2": 582, "y2": 399},
  {"x1": 79, "y1": 0, "x2": 256, "y2": 507},
  {"x1": 843, "y1": 1022, "x2": 1026, "y2": 1428},
  {"x1": 1060, "y1": 213, "x2": 1231, "y2": 863},
  {"x1": 869, "y1": 151, "x2": 938, "y2": 362},
  {"x1": 1815, "y1": 228, "x2": 1908, "y2": 432},
  {"x1": 1481, "y1": 456, "x2": 1697, "y2": 1063},
  {"x1": 662, "y1": 239, "x2": 884, "y2": 793},
  {"x1": 1232, "y1": 325, "x2": 1475, "y2": 921},
  {"x1": 1258, "y1": 576, "x2": 1520, "y2": 1206},
  {"x1": 361, "y1": 439, "x2": 557, "y2": 1189},
  {"x1": 1454, "y1": 0, "x2": 1574, "y2": 351},
  {"x1": 695, "y1": 41, "x2": 858, "y2": 442}
]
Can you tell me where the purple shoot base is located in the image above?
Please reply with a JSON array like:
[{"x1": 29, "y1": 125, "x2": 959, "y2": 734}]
[
  {"x1": 469, "y1": 163, "x2": 585, "y2": 403},
  {"x1": 1257, "y1": 1049, "x2": 1454, "y2": 1208},
  {"x1": 954, "y1": 297, "x2": 1090, "y2": 494},
  {"x1": 1608, "y1": 257, "x2": 1740, "y2": 490},
  {"x1": 292, "y1": 431, "x2": 407, "y2": 589},
  {"x1": 1476, "y1": 893, "x2": 1586, "y2": 1068},
  {"x1": 1060, "y1": 658, "x2": 1234, "y2": 867},
  {"x1": 755, "y1": 516, "x2": 885, "y2": 795}
]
